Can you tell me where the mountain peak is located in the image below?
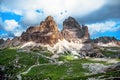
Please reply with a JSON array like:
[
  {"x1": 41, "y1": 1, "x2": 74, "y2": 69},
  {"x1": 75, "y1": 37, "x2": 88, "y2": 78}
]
[
  {"x1": 45, "y1": 16, "x2": 54, "y2": 21},
  {"x1": 68, "y1": 16, "x2": 76, "y2": 21},
  {"x1": 62, "y1": 17, "x2": 90, "y2": 41},
  {"x1": 43, "y1": 15, "x2": 58, "y2": 32},
  {"x1": 21, "y1": 16, "x2": 63, "y2": 45},
  {"x1": 63, "y1": 16, "x2": 81, "y2": 29}
]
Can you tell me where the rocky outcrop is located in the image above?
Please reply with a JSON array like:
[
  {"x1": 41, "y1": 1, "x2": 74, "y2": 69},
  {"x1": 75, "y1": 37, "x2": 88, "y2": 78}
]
[
  {"x1": 61, "y1": 17, "x2": 90, "y2": 42},
  {"x1": 21, "y1": 16, "x2": 63, "y2": 46},
  {"x1": 105, "y1": 62, "x2": 120, "y2": 72}
]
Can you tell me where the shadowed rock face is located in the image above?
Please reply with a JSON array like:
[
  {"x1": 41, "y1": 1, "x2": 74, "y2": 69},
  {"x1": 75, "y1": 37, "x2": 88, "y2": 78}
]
[
  {"x1": 21, "y1": 16, "x2": 63, "y2": 46},
  {"x1": 82, "y1": 25, "x2": 90, "y2": 39},
  {"x1": 61, "y1": 17, "x2": 90, "y2": 41},
  {"x1": 0, "y1": 39, "x2": 5, "y2": 45}
]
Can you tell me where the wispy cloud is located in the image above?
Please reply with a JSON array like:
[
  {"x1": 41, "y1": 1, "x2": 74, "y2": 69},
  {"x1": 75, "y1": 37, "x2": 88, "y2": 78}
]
[{"x1": 87, "y1": 20, "x2": 120, "y2": 37}]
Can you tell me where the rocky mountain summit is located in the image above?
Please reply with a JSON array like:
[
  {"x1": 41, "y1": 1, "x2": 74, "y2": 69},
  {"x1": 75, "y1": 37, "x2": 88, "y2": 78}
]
[
  {"x1": 20, "y1": 16, "x2": 90, "y2": 46},
  {"x1": 21, "y1": 16, "x2": 63, "y2": 46},
  {"x1": 62, "y1": 17, "x2": 90, "y2": 42},
  {"x1": 18, "y1": 16, "x2": 92, "y2": 56}
]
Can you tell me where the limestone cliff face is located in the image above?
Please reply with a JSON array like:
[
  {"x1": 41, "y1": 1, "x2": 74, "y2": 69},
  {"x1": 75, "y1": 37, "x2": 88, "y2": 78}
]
[
  {"x1": 61, "y1": 17, "x2": 90, "y2": 42},
  {"x1": 21, "y1": 16, "x2": 63, "y2": 46}
]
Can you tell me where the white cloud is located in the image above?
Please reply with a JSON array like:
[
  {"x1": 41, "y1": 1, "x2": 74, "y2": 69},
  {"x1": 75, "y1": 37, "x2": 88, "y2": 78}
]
[
  {"x1": 87, "y1": 20, "x2": 120, "y2": 36},
  {"x1": 0, "y1": 0, "x2": 107, "y2": 25},
  {"x1": 21, "y1": 10, "x2": 45, "y2": 26},
  {"x1": 2, "y1": 19, "x2": 24, "y2": 37},
  {"x1": 4, "y1": 20, "x2": 19, "y2": 31}
]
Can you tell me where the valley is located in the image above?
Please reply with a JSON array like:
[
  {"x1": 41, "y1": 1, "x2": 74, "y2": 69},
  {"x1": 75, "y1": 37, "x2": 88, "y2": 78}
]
[{"x1": 0, "y1": 47, "x2": 120, "y2": 80}]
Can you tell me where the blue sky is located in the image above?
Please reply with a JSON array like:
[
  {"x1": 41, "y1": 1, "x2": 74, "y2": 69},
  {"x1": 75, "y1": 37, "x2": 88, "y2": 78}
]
[
  {"x1": 0, "y1": 12, "x2": 21, "y2": 21},
  {"x1": 0, "y1": 0, "x2": 120, "y2": 39}
]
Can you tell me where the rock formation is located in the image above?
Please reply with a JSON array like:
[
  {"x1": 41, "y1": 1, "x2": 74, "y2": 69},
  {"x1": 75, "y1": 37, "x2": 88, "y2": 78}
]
[
  {"x1": 61, "y1": 17, "x2": 90, "y2": 42},
  {"x1": 105, "y1": 62, "x2": 120, "y2": 72},
  {"x1": 17, "y1": 16, "x2": 94, "y2": 57},
  {"x1": 81, "y1": 25, "x2": 90, "y2": 39},
  {"x1": 21, "y1": 16, "x2": 63, "y2": 46},
  {"x1": 20, "y1": 16, "x2": 90, "y2": 46}
]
